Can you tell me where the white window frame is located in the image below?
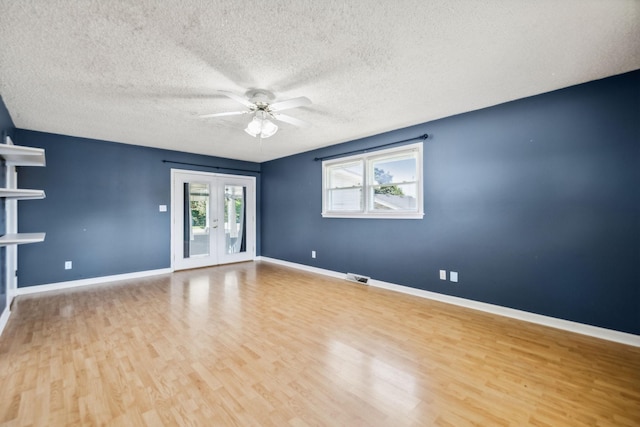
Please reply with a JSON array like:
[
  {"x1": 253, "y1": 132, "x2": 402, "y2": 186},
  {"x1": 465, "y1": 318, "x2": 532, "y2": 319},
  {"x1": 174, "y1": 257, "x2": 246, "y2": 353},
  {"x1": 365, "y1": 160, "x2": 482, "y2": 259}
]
[{"x1": 322, "y1": 142, "x2": 424, "y2": 219}]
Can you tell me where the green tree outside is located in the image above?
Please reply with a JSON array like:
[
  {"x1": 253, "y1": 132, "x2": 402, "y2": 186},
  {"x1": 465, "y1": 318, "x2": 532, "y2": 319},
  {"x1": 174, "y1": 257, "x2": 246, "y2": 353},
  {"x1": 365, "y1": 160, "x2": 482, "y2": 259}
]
[{"x1": 374, "y1": 167, "x2": 404, "y2": 195}]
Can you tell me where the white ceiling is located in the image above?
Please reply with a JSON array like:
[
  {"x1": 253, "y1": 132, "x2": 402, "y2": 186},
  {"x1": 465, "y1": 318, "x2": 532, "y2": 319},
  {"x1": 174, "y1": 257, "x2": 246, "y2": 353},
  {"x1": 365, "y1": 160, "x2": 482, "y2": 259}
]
[{"x1": 0, "y1": 1, "x2": 638, "y2": 162}]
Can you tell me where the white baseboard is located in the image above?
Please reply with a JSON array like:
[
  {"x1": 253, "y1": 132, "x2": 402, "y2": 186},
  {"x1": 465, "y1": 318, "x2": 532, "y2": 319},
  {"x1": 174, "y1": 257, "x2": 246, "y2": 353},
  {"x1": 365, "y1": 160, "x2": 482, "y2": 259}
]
[
  {"x1": 258, "y1": 256, "x2": 345, "y2": 280},
  {"x1": 258, "y1": 257, "x2": 640, "y2": 347},
  {"x1": 16, "y1": 268, "x2": 173, "y2": 296}
]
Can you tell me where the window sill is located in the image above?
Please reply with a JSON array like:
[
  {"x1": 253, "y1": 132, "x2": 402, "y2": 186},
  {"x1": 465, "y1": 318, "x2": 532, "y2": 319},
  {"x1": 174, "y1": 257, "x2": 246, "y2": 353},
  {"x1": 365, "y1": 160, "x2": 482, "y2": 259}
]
[{"x1": 321, "y1": 212, "x2": 424, "y2": 219}]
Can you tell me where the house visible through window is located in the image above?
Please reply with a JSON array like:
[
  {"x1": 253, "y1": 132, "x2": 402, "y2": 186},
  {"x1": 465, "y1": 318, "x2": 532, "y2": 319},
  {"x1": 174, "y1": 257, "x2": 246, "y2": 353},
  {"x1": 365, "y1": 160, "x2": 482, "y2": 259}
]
[{"x1": 322, "y1": 142, "x2": 423, "y2": 219}]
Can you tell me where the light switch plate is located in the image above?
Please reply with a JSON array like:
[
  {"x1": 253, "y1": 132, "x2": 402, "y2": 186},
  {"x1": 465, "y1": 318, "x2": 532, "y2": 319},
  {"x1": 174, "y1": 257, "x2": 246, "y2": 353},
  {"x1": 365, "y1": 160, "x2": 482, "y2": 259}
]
[{"x1": 159, "y1": 205, "x2": 167, "y2": 212}]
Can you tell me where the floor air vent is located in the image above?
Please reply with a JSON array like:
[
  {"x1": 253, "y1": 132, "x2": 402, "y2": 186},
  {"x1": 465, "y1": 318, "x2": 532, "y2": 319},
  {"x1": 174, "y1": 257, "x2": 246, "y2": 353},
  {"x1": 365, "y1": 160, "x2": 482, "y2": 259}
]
[{"x1": 346, "y1": 273, "x2": 370, "y2": 285}]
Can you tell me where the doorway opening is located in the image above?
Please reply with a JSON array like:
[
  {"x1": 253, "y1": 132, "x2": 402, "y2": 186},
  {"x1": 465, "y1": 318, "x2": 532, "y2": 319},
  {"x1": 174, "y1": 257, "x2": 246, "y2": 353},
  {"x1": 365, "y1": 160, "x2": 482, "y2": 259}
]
[{"x1": 171, "y1": 169, "x2": 256, "y2": 271}]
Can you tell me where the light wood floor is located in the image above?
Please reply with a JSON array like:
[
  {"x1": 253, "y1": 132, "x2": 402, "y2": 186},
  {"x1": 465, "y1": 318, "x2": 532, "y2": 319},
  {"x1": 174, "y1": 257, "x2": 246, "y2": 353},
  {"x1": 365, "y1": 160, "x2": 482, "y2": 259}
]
[{"x1": 0, "y1": 261, "x2": 638, "y2": 426}]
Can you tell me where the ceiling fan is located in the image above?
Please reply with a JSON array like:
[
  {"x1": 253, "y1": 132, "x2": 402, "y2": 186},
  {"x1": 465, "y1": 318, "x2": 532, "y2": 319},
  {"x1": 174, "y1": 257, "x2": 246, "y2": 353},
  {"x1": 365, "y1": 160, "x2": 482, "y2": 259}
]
[{"x1": 199, "y1": 89, "x2": 311, "y2": 138}]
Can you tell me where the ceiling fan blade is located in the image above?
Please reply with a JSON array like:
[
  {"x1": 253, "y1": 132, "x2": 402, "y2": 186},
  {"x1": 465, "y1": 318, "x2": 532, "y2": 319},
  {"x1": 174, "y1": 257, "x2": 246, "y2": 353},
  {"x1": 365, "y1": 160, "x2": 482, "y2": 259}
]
[
  {"x1": 218, "y1": 90, "x2": 255, "y2": 108},
  {"x1": 269, "y1": 96, "x2": 312, "y2": 112},
  {"x1": 272, "y1": 113, "x2": 310, "y2": 128},
  {"x1": 199, "y1": 111, "x2": 249, "y2": 118}
]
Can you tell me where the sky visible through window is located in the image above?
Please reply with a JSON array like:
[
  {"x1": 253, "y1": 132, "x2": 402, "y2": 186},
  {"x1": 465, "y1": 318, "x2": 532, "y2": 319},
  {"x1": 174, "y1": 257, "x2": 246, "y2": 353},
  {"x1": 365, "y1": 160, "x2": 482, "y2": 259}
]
[{"x1": 374, "y1": 157, "x2": 417, "y2": 197}]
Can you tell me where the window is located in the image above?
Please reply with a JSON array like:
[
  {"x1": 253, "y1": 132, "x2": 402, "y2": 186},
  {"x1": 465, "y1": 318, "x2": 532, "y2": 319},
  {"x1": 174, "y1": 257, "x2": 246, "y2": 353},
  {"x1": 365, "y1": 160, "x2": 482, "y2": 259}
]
[{"x1": 322, "y1": 142, "x2": 423, "y2": 219}]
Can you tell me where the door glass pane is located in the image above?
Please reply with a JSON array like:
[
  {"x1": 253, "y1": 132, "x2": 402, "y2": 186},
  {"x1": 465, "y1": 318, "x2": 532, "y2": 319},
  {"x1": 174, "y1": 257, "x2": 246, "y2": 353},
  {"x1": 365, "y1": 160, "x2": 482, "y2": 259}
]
[
  {"x1": 184, "y1": 182, "x2": 210, "y2": 258},
  {"x1": 225, "y1": 185, "x2": 246, "y2": 254}
]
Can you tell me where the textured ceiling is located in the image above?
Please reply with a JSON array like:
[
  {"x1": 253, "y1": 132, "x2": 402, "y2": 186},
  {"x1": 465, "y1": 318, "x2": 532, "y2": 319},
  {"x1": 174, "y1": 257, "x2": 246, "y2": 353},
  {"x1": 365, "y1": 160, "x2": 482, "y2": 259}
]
[{"x1": 0, "y1": 1, "x2": 638, "y2": 162}]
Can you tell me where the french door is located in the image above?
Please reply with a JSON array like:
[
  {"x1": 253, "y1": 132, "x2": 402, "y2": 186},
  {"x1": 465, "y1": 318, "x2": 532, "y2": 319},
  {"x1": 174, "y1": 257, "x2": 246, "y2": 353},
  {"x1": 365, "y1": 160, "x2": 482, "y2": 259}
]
[{"x1": 172, "y1": 170, "x2": 256, "y2": 270}]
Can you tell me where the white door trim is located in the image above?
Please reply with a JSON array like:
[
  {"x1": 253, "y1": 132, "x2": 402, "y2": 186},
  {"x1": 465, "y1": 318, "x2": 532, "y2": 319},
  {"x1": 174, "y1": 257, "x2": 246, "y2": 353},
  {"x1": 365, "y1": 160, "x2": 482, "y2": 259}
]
[{"x1": 170, "y1": 169, "x2": 256, "y2": 271}]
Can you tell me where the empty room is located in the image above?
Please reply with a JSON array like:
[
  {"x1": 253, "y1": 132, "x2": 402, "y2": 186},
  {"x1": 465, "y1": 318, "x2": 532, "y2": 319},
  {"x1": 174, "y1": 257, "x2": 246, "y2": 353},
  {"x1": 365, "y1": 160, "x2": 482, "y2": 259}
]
[{"x1": 0, "y1": 1, "x2": 639, "y2": 426}]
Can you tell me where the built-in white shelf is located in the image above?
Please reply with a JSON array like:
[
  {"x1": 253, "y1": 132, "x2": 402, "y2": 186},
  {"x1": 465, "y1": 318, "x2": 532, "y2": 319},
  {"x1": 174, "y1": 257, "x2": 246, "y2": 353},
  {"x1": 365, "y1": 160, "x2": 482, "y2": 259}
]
[
  {"x1": 0, "y1": 233, "x2": 46, "y2": 246},
  {"x1": 0, "y1": 143, "x2": 46, "y2": 166},
  {"x1": 2, "y1": 138, "x2": 47, "y2": 319},
  {"x1": 0, "y1": 188, "x2": 46, "y2": 200},
  {"x1": 1, "y1": 138, "x2": 47, "y2": 252}
]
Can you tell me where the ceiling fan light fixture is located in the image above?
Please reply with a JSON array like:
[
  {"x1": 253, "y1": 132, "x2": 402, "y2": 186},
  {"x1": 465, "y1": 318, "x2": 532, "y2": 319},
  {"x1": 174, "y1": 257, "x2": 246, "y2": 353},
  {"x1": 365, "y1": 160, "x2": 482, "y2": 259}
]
[
  {"x1": 204, "y1": 90, "x2": 308, "y2": 138},
  {"x1": 243, "y1": 127, "x2": 258, "y2": 137},
  {"x1": 244, "y1": 112, "x2": 278, "y2": 138},
  {"x1": 260, "y1": 119, "x2": 278, "y2": 138},
  {"x1": 244, "y1": 116, "x2": 263, "y2": 137}
]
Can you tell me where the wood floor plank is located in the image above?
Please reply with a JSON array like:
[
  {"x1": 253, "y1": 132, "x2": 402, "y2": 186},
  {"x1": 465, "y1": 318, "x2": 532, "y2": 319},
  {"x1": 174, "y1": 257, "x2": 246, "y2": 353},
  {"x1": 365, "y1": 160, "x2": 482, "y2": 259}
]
[{"x1": 0, "y1": 261, "x2": 638, "y2": 426}]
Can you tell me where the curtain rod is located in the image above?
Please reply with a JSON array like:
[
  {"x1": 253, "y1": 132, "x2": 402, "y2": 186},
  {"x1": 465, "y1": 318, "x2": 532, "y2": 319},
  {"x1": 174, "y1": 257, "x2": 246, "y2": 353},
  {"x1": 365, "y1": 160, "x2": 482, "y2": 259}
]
[
  {"x1": 162, "y1": 160, "x2": 261, "y2": 174},
  {"x1": 313, "y1": 134, "x2": 428, "y2": 162}
]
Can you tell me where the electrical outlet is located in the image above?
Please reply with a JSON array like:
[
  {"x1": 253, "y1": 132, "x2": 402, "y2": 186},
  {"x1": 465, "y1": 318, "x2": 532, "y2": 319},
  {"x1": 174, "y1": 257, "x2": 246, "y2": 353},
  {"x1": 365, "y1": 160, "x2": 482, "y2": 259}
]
[
  {"x1": 450, "y1": 271, "x2": 458, "y2": 282},
  {"x1": 311, "y1": 250, "x2": 316, "y2": 259},
  {"x1": 439, "y1": 270, "x2": 446, "y2": 280},
  {"x1": 65, "y1": 261, "x2": 72, "y2": 270},
  {"x1": 159, "y1": 205, "x2": 167, "y2": 212}
]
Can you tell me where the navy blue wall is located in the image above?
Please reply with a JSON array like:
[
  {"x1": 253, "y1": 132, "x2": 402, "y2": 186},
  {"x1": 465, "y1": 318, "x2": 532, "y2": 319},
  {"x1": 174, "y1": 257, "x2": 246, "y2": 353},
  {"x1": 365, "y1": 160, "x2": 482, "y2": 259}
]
[
  {"x1": 0, "y1": 95, "x2": 14, "y2": 312},
  {"x1": 15, "y1": 130, "x2": 260, "y2": 287},
  {"x1": 261, "y1": 71, "x2": 640, "y2": 335}
]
